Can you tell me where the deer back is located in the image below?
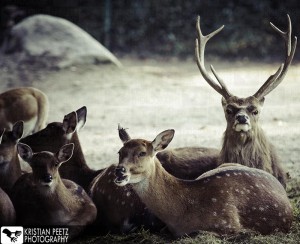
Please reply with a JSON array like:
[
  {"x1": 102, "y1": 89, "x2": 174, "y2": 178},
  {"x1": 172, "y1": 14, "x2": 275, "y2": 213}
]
[{"x1": 0, "y1": 87, "x2": 48, "y2": 136}]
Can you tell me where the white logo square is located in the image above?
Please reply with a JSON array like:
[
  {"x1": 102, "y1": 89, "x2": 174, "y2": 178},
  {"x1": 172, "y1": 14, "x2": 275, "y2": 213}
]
[{"x1": 1, "y1": 226, "x2": 23, "y2": 244}]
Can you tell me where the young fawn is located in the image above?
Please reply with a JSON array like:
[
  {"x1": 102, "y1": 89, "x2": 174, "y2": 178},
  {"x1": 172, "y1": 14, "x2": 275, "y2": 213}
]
[
  {"x1": 195, "y1": 15, "x2": 297, "y2": 187},
  {"x1": 115, "y1": 129, "x2": 293, "y2": 237},
  {"x1": 11, "y1": 143, "x2": 97, "y2": 237},
  {"x1": 0, "y1": 121, "x2": 23, "y2": 193},
  {"x1": 0, "y1": 87, "x2": 49, "y2": 136},
  {"x1": 20, "y1": 106, "x2": 102, "y2": 191}
]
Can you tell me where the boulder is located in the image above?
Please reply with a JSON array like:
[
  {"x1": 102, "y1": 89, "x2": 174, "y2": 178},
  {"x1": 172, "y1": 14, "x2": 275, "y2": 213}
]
[{"x1": 1, "y1": 14, "x2": 122, "y2": 68}]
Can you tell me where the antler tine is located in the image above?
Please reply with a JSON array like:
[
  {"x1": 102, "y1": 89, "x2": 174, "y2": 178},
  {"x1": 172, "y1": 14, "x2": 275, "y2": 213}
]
[
  {"x1": 195, "y1": 16, "x2": 232, "y2": 99},
  {"x1": 254, "y1": 14, "x2": 297, "y2": 99}
]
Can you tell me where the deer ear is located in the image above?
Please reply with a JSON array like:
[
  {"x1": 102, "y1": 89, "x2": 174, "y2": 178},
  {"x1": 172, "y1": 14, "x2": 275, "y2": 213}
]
[
  {"x1": 259, "y1": 97, "x2": 265, "y2": 106},
  {"x1": 56, "y1": 143, "x2": 74, "y2": 163},
  {"x1": 152, "y1": 129, "x2": 175, "y2": 152},
  {"x1": 118, "y1": 124, "x2": 131, "y2": 144},
  {"x1": 17, "y1": 143, "x2": 33, "y2": 162},
  {"x1": 63, "y1": 111, "x2": 77, "y2": 134},
  {"x1": 76, "y1": 106, "x2": 87, "y2": 131},
  {"x1": 12, "y1": 121, "x2": 24, "y2": 140}
]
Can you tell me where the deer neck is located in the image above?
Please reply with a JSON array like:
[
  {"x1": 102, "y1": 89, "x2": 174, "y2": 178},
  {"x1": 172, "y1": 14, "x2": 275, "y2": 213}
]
[
  {"x1": 131, "y1": 158, "x2": 191, "y2": 227},
  {"x1": 0, "y1": 148, "x2": 21, "y2": 192},
  {"x1": 220, "y1": 125, "x2": 272, "y2": 171},
  {"x1": 42, "y1": 177, "x2": 79, "y2": 212},
  {"x1": 68, "y1": 132, "x2": 88, "y2": 169}
]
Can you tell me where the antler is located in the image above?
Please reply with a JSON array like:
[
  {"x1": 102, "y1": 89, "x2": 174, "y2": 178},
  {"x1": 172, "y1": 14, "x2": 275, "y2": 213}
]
[
  {"x1": 195, "y1": 16, "x2": 232, "y2": 99},
  {"x1": 253, "y1": 14, "x2": 297, "y2": 99}
]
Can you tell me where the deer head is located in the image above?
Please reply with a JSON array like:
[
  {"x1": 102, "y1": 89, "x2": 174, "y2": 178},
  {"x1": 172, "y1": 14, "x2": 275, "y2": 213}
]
[
  {"x1": 17, "y1": 143, "x2": 74, "y2": 190},
  {"x1": 115, "y1": 129, "x2": 175, "y2": 186},
  {"x1": 195, "y1": 15, "x2": 297, "y2": 137}
]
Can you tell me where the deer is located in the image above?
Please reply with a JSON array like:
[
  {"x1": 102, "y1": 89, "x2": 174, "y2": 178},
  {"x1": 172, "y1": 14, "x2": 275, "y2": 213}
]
[
  {"x1": 89, "y1": 125, "x2": 220, "y2": 233},
  {"x1": 11, "y1": 143, "x2": 97, "y2": 238},
  {"x1": 114, "y1": 128, "x2": 293, "y2": 237},
  {"x1": 20, "y1": 106, "x2": 102, "y2": 191},
  {"x1": 0, "y1": 187, "x2": 16, "y2": 226},
  {"x1": 0, "y1": 121, "x2": 23, "y2": 194},
  {"x1": 0, "y1": 87, "x2": 49, "y2": 136},
  {"x1": 194, "y1": 15, "x2": 297, "y2": 188}
]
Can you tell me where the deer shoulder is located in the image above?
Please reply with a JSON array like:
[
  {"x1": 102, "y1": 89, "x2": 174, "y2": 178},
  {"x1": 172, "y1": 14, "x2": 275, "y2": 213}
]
[
  {"x1": 11, "y1": 143, "x2": 97, "y2": 238},
  {"x1": 194, "y1": 15, "x2": 297, "y2": 188},
  {"x1": 0, "y1": 87, "x2": 49, "y2": 136},
  {"x1": 115, "y1": 128, "x2": 293, "y2": 237}
]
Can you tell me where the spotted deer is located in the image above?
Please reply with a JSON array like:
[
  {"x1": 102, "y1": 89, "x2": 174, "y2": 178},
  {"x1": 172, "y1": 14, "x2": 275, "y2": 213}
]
[
  {"x1": 20, "y1": 106, "x2": 102, "y2": 191},
  {"x1": 114, "y1": 129, "x2": 293, "y2": 237},
  {"x1": 0, "y1": 87, "x2": 49, "y2": 136},
  {"x1": 89, "y1": 125, "x2": 219, "y2": 233},
  {"x1": 195, "y1": 15, "x2": 297, "y2": 188},
  {"x1": 11, "y1": 143, "x2": 97, "y2": 238},
  {"x1": 0, "y1": 121, "x2": 23, "y2": 193},
  {"x1": 0, "y1": 187, "x2": 16, "y2": 225}
]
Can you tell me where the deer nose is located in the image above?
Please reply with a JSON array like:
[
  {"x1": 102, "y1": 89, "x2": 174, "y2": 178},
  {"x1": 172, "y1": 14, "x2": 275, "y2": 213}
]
[
  {"x1": 236, "y1": 114, "x2": 248, "y2": 124},
  {"x1": 115, "y1": 166, "x2": 126, "y2": 177},
  {"x1": 43, "y1": 174, "x2": 53, "y2": 183}
]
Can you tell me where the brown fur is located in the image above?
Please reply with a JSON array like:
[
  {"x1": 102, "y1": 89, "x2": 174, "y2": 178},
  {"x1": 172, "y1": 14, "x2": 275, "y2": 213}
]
[
  {"x1": 115, "y1": 130, "x2": 293, "y2": 237},
  {"x1": 0, "y1": 87, "x2": 48, "y2": 136},
  {"x1": 0, "y1": 121, "x2": 23, "y2": 193},
  {"x1": 20, "y1": 107, "x2": 102, "y2": 191},
  {"x1": 11, "y1": 143, "x2": 97, "y2": 239},
  {"x1": 0, "y1": 187, "x2": 16, "y2": 225},
  {"x1": 219, "y1": 96, "x2": 287, "y2": 187}
]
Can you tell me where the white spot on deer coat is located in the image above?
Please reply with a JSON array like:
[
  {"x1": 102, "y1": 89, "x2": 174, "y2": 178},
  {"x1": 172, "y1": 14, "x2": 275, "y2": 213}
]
[
  {"x1": 226, "y1": 173, "x2": 230, "y2": 177},
  {"x1": 211, "y1": 198, "x2": 217, "y2": 203}
]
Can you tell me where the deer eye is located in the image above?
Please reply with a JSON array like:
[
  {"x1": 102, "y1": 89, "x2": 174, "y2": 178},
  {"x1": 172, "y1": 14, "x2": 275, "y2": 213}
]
[
  {"x1": 226, "y1": 108, "x2": 233, "y2": 115},
  {"x1": 252, "y1": 110, "x2": 258, "y2": 115},
  {"x1": 138, "y1": 152, "x2": 147, "y2": 157},
  {"x1": 54, "y1": 162, "x2": 59, "y2": 167}
]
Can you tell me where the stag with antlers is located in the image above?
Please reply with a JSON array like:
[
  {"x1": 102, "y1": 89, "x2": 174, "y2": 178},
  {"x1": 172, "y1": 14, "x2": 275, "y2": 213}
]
[{"x1": 195, "y1": 15, "x2": 297, "y2": 188}]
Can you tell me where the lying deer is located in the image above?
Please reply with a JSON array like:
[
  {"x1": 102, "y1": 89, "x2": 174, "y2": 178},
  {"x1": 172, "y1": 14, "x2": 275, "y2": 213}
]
[
  {"x1": 195, "y1": 15, "x2": 297, "y2": 187},
  {"x1": 11, "y1": 143, "x2": 97, "y2": 237},
  {"x1": 0, "y1": 121, "x2": 23, "y2": 193},
  {"x1": 20, "y1": 106, "x2": 102, "y2": 191},
  {"x1": 114, "y1": 129, "x2": 293, "y2": 237},
  {"x1": 90, "y1": 125, "x2": 219, "y2": 233},
  {"x1": 0, "y1": 187, "x2": 16, "y2": 226},
  {"x1": 0, "y1": 87, "x2": 49, "y2": 136}
]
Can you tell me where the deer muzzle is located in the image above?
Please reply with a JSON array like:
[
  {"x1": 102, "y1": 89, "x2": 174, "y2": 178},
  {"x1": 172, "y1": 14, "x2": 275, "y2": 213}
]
[
  {"x1": 114, "y1": 166, "x2": 130, "y2": 186},
  {"x1": 234, "y1": 112, "x2": 251, "y2": 132}
]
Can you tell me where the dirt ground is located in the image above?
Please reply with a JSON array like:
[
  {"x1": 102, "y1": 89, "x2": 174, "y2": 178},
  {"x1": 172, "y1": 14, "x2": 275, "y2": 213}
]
[{"x1": 1, "y1": 57, "x2": 300, "y2": 242}]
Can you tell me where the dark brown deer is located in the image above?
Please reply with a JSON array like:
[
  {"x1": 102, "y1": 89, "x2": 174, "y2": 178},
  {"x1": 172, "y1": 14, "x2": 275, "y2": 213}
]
[
  {"x1": 0, "y1": 87, "x2": 49, "y2": 136},
  {"x1": 20, "y1": 106, "x2": 102, "y2": 191},
  {"x1": 195, "y1": 15, "x2": 297, "y2": 188},
  {"x1": 115, "y1": 129, "x2": 293, "y2": 237},
  {"x1": 11, "y1": 143, "x2": 97, "y2": 238},
  {"x1": 0, "y1": 121, "x2": 23, "y2": 193},
  {"x1": 0, "y1": 187, "x2": 16, "y2": 226}
]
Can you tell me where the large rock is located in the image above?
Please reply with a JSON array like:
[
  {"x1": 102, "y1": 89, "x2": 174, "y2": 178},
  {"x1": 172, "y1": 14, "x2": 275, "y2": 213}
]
[{"x1": 1, "y1": 14, "x2": 122, "y2": 68}]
